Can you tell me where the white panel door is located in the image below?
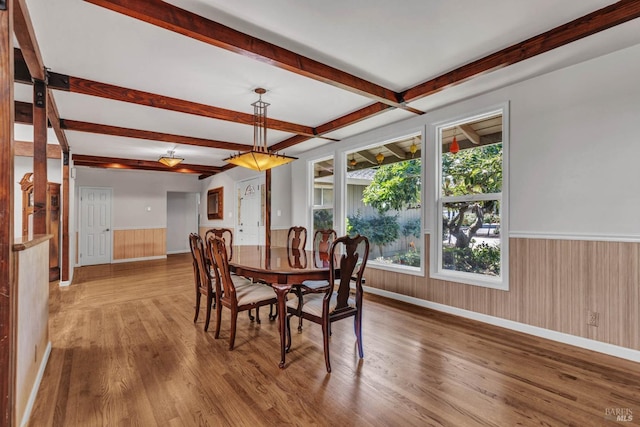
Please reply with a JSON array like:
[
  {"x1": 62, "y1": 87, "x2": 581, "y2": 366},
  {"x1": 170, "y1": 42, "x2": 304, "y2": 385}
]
[
  {"x1": 236, "y1": 177, "x2": 264, "y2": 245},
  {"x1": 80, "y1": 187, "x2": 112, "y2": 265}
]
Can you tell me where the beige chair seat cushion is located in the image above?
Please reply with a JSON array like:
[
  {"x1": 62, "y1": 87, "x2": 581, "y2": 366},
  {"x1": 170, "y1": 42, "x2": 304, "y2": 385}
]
[
  {"x1": 233, "y1": 281, "x2": 276, "y2": 305},
  {"x1": 287, "y1": 292, "x2": 355, "y2": 318},
  {"x1": 300, "y1": 279, "x2": 330, "y2": 290}
]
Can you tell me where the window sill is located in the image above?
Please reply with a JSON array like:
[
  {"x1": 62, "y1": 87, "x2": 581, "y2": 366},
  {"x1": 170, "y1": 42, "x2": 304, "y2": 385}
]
[{"x1": 430, "y1": 270, "x2": 508, "y2": 291}]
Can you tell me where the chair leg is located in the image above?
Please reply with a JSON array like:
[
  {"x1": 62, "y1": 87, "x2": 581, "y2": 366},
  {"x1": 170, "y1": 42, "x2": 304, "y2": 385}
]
[
  {"x1": 285, "y1": 313, "x2": 292, "y2": 352},
  {"x1": 256, "y1": 307, "x2": 261, "y2": 324},
  {"x1": 204, "y1": 293, "x2": 213, "y2": 331},
  {"x1": 269, "y1": 303, "x2": 277, "y2": 321},
  {"x1": 214, "y1": 301, "x2": 222, "y2": 339},
  {"x1": 322, "y1": 319, "x2": 332, "y2": 373},
  {"x1": 193, "y1": 292, "x2": 201, "y2": 323},
  {"x1": 296, "y1": 289, "x2": 304, "y2": 332},
  {"x1": 248, "y1": 309, "x2": 255, "y2": 322},
  {"x1": 229, "y1": 309, "x2": 238, "y2": 350},
  {"x1": 355, "y1": 312, "x2": 364, "y2": 358}
]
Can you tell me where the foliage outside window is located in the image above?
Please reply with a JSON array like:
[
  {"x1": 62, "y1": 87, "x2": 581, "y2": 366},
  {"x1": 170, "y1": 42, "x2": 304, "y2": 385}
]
[
  {"x1": 312, "y1": 158, "x2": 334, "y2": 235},
  {"x1": 434, "y1": 108, "x2": 508, "y2": 289},
  {"x1": 345, "y1": 134, "x2": 422, "y2": 270}
]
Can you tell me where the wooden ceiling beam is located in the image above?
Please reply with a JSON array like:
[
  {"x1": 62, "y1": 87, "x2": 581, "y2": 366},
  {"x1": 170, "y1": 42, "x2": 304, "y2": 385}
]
[
  {"x1": 13, "y1": 0, "x2": 70, "y2": 152},
  {"x1": 14, "y1": 140, "x2": 61, "y2": 158},
  {"x1": 83, "y1": 0, "x2": 424, "y2": 114},
  {"x1": 270, "y1": 102, "x2": 393, "y2": 152},
  {"x1": 72, "y1": 154, "x2": 220, "y2": 174},
  {"x1": 402, "y1": 0, "x2": 640, "y2": 103},
  {"x1": 457, "y1": 124, "x2": 480, "y2": 145},
  {"x1": 61, "y1": 119, "x2": 252, "y2": 152},
  {"x1": 384, "y1": 143, "x2": 407, "y2": 159}
]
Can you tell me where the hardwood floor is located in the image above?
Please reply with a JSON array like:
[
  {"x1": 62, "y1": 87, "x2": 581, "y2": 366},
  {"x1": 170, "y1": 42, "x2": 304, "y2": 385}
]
[{"x1": 28, "y1": 254, "x2": 639, "y2": 426}]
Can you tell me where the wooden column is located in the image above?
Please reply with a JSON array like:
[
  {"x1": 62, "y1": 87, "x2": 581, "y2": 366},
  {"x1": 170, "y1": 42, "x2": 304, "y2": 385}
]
[
  {"x1": 61, "y1": 152, "x2": 70, "y2": 282},
  {"x1": 0, "y1": 1, "x2": 15, "y2": 425},
  {"x1": 32, "y1": 78, "x2": 47, "y2": 235},
  {"x1": 265, "y1": 169, "x2": 271, "y2": 248}
]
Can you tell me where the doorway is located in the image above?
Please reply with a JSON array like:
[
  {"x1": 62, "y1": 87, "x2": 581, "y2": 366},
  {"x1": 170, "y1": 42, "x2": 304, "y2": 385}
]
[
  {"x1": 166, "y1": 192, "x2": 199, "y2": 254},
  {"x1": 79, "y1": 187, "x2": 112, "y2": 266}
]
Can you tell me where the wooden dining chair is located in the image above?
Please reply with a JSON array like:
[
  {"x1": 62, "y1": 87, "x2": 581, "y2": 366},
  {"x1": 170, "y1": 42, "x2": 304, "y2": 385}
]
[
  {"x1": 204, "y1": 228, "x2": 233, "y2": 261},
  {"x1": 189, "y1": 233, "x2": 218, "y2": 331},
  {"x1": 208, "y1": 235, "x2": 278, "y2": 350},
  {"x1": 287, "y1": 226, "x2": 307, "y2": 250},
  {"x1": 312, "y1": 229, "x2": 337, "y2": 268},
  {"x1": 285, "y1": 234, "x2": 370, "y2": 372}
]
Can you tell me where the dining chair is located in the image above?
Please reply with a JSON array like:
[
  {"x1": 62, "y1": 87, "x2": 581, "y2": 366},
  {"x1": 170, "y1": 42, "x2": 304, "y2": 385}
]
[
  {"x1": 189, "y1": 233, "x2": 218, "y2": 331},
  {"x1": 287, "y1": 226, "x2": 307, "y2": 251},
  {"x1": 285, "y1": 234, "x2": 369, "y2": 372},
  {"x1": 204, "y1": 228, "x2": 262, "y2": 322},
  {"x1": 208, "y1": 235, "x2": 278, "y2": 350},
  {"x1": 292, "y1": 229, "x2": 337, "y2": 331}
]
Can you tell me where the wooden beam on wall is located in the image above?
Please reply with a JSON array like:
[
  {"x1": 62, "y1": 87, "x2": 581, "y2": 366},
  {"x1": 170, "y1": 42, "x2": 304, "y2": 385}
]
[
  {"x1": 14, "y1": 140, "x2": 61, "y2": 158},
  {"x1": 0, "y1": 2, "x2": 15, "y2": 425}
]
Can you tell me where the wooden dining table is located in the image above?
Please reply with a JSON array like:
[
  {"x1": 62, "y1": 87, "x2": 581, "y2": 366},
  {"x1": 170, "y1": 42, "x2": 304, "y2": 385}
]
[{"x1": 229, "y1": 244, "x2": 333, "y2": 368}]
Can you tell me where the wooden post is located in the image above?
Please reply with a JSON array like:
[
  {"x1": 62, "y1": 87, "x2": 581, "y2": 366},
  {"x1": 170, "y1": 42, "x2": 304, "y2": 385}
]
[
  {"x1": 61, "y1": 152, "x2": 70, "y2": 282},
  {"x1": 265, "y1": 169, "x2": 271, "y2": 248},
  {"x1": 32, "y1": 78, "x2": 47, "y2": 235},
  {"x1": 0, "y1": 1, "x2": 15, "y2": 424}
]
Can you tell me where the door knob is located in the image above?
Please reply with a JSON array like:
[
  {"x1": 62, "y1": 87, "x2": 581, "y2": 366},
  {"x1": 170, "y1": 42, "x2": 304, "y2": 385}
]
[{"x1": 105, "y1": 228, "x2": 110, "y2": 232}]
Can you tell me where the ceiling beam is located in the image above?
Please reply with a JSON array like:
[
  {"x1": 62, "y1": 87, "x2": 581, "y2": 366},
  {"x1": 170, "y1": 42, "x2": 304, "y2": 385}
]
[
  {"x1": 457, "y1": 124, "x2": 480, "y2": 145},
  {"x1": 61, "y1": 119, "x2": 252, "y2": 152},
  {"x1": 13, "y1": 0, "x2": 70, "y2": 153},
  {"x1": 83, "y1": 0, "x2": 424, "y2": 115},
  {"x1": 14, "y1": 140, "x2": 61, "y2": 158},
  {"x1": 358, "y1": 150, "x2": 379, "y2": 166},
  {"x1": 270, "y1": 102, "x2": 393, "y2": 152},
  {"x1": 402, "y1": 0, "x2": 640, "y2": 103},
  {"x1": 384, "y1": 143, "x2": 407, "y2": 159},
  {"x1": 72, "y1": 154, "x2": 220, "y2": 174}
]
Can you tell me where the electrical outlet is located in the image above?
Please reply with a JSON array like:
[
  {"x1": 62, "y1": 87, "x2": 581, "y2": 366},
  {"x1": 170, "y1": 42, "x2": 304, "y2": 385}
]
[{"x1": 587, "y1": 310, "x2": 599, "y2": 327}]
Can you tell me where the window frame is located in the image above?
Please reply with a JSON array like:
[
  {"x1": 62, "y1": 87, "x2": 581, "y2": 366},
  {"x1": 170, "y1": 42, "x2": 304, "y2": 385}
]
[
  {"x1": 309, "y1": 155, "x2": 335, "y2": 240},
  {"x1": 431, "y1": 103, "x2": 509, "y2": 290},
  {"x1": 341, "y1": 130, "x2": 425, "y2": 276}
]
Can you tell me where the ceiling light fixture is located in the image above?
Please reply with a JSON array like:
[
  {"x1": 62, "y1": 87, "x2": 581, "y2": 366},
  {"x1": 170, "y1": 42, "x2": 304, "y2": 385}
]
[
  {"x1": 349, "y1": 154, "x2": 357, "y2": 167},
  {"x1": 225, "y1": 88, "x2": 297, "y2": 171},
  {"x1": 158, "y1": 150, "x2": 184, "y2": 167},
  {"x1": 376, "y1": 152, "x2": 384, "y2": 165},
  {"x1": 449, "y1": 128, "x2": 460, "y2": 154}
]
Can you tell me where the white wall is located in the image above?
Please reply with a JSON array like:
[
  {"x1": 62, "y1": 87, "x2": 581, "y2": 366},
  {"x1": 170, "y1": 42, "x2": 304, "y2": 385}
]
[
  {"x1": 14, "y1": 156, "x2": 62, "y2": 239},
  {"x1": 75, "y1": 167, "x2": 201, "y2": 229},
  {"x1": 291, "y1": 41, "x2": 640, "y2": 242}
]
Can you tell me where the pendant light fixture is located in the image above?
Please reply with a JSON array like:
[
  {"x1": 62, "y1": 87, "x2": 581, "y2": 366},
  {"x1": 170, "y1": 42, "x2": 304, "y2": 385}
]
[
  {"x1": 449, "y1": 128, "x2": 460, "y2": 154},
  {"x1": 376, "y1": 151, "x2": 384, "y2": 165},
  {"x1": 158, "y1": 149, "x2": 184, "y2": 167},
  {"x1": 225, "y1": 88, "x2": 297, "y2": 171}
]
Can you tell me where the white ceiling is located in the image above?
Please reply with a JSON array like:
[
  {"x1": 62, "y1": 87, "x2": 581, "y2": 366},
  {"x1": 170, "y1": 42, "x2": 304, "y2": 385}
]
[{"x1": 16, "y1": 0, "x2": 640, "y2": 173}]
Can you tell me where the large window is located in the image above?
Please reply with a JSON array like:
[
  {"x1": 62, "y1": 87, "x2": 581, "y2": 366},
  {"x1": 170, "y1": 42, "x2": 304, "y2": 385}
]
[
  {"x1": 433, "y1": 106, "x2": 508, "y2": 289},
  {"x1": 311, "y1": 157, "x2": 334, "y2": 234},
  {"x1": 345, "y1": 133, "x2": 423, "y2": 271}
]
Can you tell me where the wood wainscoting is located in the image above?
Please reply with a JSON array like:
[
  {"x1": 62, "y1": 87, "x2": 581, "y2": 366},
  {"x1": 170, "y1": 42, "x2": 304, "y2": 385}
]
[
  {"x1": 365, "y1": 234, "x2": 640, "y2": 352},
  {"x1": 113, "y1": 228, "x2": 166, "y2": 261}
]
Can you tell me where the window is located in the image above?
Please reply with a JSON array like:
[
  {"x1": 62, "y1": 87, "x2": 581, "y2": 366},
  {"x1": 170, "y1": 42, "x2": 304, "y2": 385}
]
[
  {"x1": 345, "y1": 133, "x2": 423, "y2": 271},
  {"x1": 311, "y1": 157, "x2": 334, "y2": 234},
  {"x1": 432, "y1": 106, "x2": 508, "y2": 289}
]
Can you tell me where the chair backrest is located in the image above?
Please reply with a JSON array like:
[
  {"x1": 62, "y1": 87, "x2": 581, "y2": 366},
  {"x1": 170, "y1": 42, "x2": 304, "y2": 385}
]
[
  {"x1": 204, "y1": 228, "x2": 233, "y2": 261},
  {"x1": 312, "y1": 229, "x2": 337, "y2": 268},
  {"x1": 189, "y1": 233, "x2": 211, "y2": 295},
  {"x1": 328, "y1": 235, "x2": 369, "y2": 311},
  {"x1": 287, "y1": 226, "x2": 307, "y2": 250},
  {"x1": 207, "y1": 235, "x2": 237, "y2": 302},
  {"x1": 287, "y1": 246, "x2": 307, "y2": 269}
]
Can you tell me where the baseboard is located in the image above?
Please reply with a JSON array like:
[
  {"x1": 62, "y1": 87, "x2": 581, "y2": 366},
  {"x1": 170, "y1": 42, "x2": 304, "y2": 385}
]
[
  {"x1": 111, "y1": 255, "x2": 167, "y2": 264},
  {"x1": 59, "y1": 280, "x2": 71, "y2": 287},
  {"x1": 364, "y1": 286, "x2": 640, "y2": 363},
  {"x1": 20, "y1": 341, "x2": 51, "y2": 427}
]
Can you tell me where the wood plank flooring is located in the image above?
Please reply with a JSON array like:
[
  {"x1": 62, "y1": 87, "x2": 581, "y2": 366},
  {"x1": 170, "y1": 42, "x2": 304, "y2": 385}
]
[{"x1": 28, "y1": 254, "x2": 639, "y2": 426}]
